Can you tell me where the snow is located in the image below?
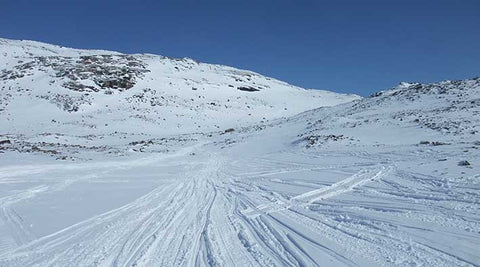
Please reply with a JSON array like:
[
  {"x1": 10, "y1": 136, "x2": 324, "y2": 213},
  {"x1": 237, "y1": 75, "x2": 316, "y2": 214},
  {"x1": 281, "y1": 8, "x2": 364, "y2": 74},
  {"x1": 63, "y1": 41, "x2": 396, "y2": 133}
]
[{"x1": 0, "y1": 38, "x2": 479, "y2": 266}]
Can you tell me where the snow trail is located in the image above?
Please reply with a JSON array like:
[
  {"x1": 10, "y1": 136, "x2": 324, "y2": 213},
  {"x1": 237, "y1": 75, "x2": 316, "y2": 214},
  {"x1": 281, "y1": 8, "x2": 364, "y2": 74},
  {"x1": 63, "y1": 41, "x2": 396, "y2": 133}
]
[{"x1": 0, "y1": 150, "x2": 479, "y2": 266}]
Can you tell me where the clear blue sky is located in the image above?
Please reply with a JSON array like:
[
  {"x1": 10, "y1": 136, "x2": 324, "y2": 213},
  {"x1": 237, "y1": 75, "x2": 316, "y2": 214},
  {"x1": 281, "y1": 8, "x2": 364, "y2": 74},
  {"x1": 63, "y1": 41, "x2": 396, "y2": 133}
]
[{"x1": 1, "y1": 0, "x2": 479, "y2": 96}]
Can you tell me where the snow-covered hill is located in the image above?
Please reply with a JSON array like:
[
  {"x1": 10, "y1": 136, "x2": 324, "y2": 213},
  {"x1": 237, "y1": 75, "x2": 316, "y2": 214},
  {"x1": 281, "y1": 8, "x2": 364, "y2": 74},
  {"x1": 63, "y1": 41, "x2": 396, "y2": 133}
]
[
  {"x1": 0, "y1": 38, "x2": 478, "y2": 267},
  {"x1": 0, "y1": 38, "x2": 358, "y2": 158}
]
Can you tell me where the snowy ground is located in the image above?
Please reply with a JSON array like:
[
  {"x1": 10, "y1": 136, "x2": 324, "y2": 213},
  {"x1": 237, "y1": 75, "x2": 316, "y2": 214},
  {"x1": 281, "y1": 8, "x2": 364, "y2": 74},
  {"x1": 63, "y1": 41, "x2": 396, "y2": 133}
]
[
  {"x1": 0, "y1": 39, "x2": 479, "y2": 266},
  {"x1": 1, "y1": 95, "x2": 479, "y2": 266}
]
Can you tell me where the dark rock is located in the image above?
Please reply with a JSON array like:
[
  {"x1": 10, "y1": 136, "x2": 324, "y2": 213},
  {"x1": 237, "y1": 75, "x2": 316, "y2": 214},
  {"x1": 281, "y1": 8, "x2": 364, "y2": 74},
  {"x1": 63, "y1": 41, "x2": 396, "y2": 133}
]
[
  {"x1": 237, "y1": 86, "x2": 260, "y2": 92},
  {"x1": 0, "y1": 139, "x2": 11, "y2": 145},
  {"x1": 431, "y1": 141, "x2": 448, "y2": 146}
]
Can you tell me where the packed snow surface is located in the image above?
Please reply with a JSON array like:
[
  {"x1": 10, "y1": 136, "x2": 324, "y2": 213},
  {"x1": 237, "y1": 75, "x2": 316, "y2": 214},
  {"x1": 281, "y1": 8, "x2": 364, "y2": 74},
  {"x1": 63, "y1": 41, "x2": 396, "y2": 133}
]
[{"x1": 0, "y1": 39, "x2": 479, "y2": 266}]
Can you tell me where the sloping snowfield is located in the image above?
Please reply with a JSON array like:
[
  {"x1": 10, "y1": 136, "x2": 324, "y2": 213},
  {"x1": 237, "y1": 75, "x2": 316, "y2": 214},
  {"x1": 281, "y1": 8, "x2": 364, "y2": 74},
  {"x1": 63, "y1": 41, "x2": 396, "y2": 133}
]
[
  {"x1": 1, "y1": 119, "x2": 479, "y2": 266},
  {"x1": 0, "y1": 39, "x2": 479, "y2": 266}
]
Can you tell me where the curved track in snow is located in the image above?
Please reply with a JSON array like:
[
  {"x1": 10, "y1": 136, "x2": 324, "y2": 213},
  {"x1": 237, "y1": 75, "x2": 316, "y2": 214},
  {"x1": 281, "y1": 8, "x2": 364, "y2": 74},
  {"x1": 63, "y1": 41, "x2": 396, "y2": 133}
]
[{"x1": 1, "y1": 146, "x2": 478, "y2": 266}]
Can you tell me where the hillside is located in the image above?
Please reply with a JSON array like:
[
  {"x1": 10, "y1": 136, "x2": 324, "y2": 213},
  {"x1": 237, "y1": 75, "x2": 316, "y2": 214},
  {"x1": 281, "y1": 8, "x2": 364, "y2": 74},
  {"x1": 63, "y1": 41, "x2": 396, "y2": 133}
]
[{"x1": 0, "y1": 38, "x2": 358, "y2": 161}]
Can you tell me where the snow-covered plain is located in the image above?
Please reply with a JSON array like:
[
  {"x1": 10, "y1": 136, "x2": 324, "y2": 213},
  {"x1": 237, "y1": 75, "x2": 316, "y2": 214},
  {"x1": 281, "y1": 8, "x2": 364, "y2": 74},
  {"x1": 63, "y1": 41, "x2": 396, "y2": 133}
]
[{"x1": 0, "y1": 39, "x2": 479, "y2": 266}]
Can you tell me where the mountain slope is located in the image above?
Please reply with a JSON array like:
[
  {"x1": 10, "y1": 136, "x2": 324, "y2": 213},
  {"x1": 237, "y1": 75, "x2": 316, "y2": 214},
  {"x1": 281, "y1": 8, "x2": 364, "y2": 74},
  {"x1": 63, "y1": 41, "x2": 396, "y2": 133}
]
[{"x1": 0, "y1": 38, "x2": 358, "y2": 139}]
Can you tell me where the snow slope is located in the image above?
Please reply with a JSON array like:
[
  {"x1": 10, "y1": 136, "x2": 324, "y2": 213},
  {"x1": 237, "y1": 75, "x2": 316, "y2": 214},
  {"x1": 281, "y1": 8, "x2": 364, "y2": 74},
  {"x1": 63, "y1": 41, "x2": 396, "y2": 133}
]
[
  {"x1": 0, "y1": 38, "x2": 358, "y2": 142},
  {"x1": 0, "y1": 39, "x2": 479, "y2": 267}
]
